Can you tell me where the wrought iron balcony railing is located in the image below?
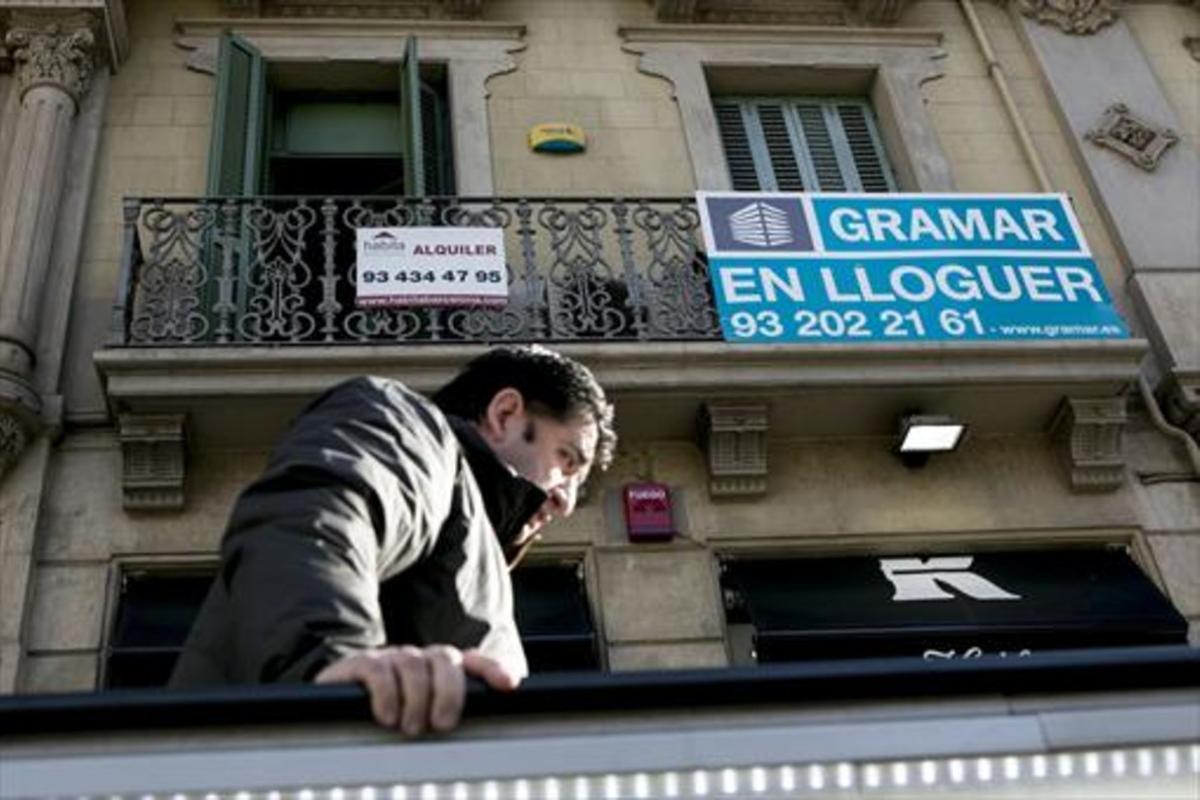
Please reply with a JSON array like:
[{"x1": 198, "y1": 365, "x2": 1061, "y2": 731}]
[{"x1": 110, "y1": 196, "x2": 721, "y2": 347}]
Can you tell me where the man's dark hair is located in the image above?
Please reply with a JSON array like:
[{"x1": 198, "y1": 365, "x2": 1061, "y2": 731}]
[{"x1": 433, "y1": 345, "x2": 616, "y2": 469}]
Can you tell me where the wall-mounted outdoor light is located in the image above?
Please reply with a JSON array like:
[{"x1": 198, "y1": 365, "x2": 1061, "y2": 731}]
[{"x1": 896, "y1": 414, "x2": 967, "y2": 468}]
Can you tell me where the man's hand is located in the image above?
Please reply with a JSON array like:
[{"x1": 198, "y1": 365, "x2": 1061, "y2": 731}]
[{"x1": 315, "y1": 646, "x2": 519, "y2": 735}]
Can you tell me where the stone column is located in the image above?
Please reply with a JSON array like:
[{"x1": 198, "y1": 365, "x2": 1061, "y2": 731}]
[{"x1": 0, "y1": 17, "x2": 96, "y2": 477}]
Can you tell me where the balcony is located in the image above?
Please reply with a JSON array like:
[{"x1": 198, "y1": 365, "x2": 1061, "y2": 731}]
[
  {"x1": 93, "y1": 195, "x2": 1148, "y2": 502},
  {"x1": 3, "y1": 647, "x2": 1199, "y2": 799}
]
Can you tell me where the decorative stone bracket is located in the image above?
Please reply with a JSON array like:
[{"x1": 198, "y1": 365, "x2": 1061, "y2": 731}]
[
  {"x1": 698, "y1": 402, "x2": 769, "y2": 498},
  {"x1": 1051, "y1": 397, "x2": 1127, "y2": 493},
  {"x1": 118, "y1": 414, "x2": 187, "y2": 511}
]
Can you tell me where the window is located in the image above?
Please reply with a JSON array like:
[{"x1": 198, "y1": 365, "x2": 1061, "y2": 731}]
[
  {"x1": 208, "y1": 33, "x2": 452, "y2": 197},
  {"x1": 511, "y1": 561, "x2": 601, "y2": 673},
  {"x1": 103, "y1": 561, "x2": 598, "y2": 688},
  {"x1": 104, "y1": 569, "x2": 216, "y2": 688},
  {"x1": 713, "y1": 98, "x2": 897, "y2": 192}
]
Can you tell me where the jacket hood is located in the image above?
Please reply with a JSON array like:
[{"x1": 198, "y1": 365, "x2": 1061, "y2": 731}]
[{"x1": 447, "y1": 415, "x2": 548, "y2": 561}]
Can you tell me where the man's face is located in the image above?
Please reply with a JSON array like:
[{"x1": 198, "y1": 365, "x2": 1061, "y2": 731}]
[{"x1": 482, "y1": 391, "x2": 598, "y2": 540}]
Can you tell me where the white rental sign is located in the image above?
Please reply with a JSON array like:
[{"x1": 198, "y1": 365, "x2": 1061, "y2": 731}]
[{"x1": 355, "y1": 227, "x2": 507, "y2": 308}]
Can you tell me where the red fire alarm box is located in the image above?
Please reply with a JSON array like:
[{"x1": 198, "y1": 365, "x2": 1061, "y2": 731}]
[{"x1": 623, "y1": 482, "x2": 675, "y2": 542}]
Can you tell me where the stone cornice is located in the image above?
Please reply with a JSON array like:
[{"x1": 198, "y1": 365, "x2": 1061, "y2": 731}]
[
  {"x1": 95, "y1": 339, "x2": 1148, "y2": 447},
  {"x1": 650, "y1": 0, "x2": 917, "y2": 25},
  {"x1": 219, "y1": 0, "x2": 486, "y2": 18},
  {"x1": 619, "y1": 23, "x2": 944, "y2": 47},
  {"x1": 175, "y1": 16, "x2": 525, "y2": 41}
]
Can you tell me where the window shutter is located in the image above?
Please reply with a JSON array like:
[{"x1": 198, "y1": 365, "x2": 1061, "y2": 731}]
[
  {"x1": 836, "y1": 102, "x2": 896, "y2": 193},
  {"x1": 714, "y1": 101, "x2": 761, "y2": 191},
  {"x1": 399, "y1": 35, "x2": 426, "y2": 197},
  {"x1": 755, "y1": 103, "x2": 806, "y2": 191},
  {"x1": 420, "y1": 82, "x2": 450, "y2": 195},
  {"x1": 793, "y1": 103, "x2": 847, "y2": 191},
  {"x1": 206, "y1": 33, "x2": 265, "y2": 196},
  {"x1": 716, "y1": 96, "x2": 897, "y2": 193}
]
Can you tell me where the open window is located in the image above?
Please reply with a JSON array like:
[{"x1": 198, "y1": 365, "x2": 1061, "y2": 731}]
[
  {"x1": 511, "y1": 561, "x2": 602, "y2": 673},
  {"x1": 208, "y1": 33, "x2": 453, "y2": 197},
  {"x1": 102, "y1": 559, "x2": 600, "y2": 688},
  {"x1": 103, "y1": 568, "x2": 216, "y2": 688}
]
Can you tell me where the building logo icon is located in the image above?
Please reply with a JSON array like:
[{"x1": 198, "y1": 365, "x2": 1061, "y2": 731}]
[{"x1": 727, "y1": 201, "x2": 794, "y2": 248}]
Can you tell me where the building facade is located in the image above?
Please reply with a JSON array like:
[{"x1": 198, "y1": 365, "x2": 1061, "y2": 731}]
[{"x1": 0, "y1": 0, "x2": 1198, "y2": 696}]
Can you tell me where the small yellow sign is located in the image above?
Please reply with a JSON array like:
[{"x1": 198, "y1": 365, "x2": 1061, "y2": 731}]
[{"x1": 529, "y1": 123, "x2": 587, "y2": 153}]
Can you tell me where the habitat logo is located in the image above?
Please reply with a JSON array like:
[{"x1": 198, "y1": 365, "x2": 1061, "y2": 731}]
[
  {"x1": 363, "y1": 230, "x2": 407, "y2": 253},
  {"x1": 700, "y1": 194, "x2": 813, "y2": 254}
]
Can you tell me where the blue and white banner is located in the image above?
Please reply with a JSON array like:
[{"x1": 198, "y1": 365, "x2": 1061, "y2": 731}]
[{"x1": 697, "y1": 192, "x2": 1129, "y2": 343}]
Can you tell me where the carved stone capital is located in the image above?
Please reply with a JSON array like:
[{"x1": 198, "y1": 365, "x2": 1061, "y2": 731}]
[
  {"x1": 699, "y1": 402, "x2": 768, "y2": 498},
  {"x1": 1015, "y1": 0, "x2": 1119, "y2": 34},
  {"x1": 1051, "y1": 396, "x2": 1127, "y2": 492},
  {"x1": 118, "y1": 413, "x2": 187, "y2": 511},
  {"x1": 0, "y1": 408, "x2": 33, "y2": 480},
  {"x1": 1086, "y1": 103, "x2": 1179, "y2": 172},
  {"x1": 5, "y1": 16, "x2": 97, "y2": 103}
]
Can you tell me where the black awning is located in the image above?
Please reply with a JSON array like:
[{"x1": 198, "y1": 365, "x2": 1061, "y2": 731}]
[{"x1": 722, "y1": 548, "x2": 1189, "y2": 662}]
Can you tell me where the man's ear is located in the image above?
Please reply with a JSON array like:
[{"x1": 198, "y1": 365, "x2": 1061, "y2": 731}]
[{"x1": 478, "y1": 387, "x2": 525, "y2": 446}]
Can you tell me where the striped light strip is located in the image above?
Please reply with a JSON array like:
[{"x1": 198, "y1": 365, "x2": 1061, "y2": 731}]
[{"x1": 89, "y1": 744, "x2": 1199, "y2": 800}]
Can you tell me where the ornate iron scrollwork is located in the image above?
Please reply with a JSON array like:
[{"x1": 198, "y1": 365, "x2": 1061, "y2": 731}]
[{"x1": 118, "y1": 196, "x2": 722, "y2": 347}]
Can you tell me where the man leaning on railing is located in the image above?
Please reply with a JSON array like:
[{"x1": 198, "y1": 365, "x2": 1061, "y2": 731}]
[{"x1": 170, "y1": 346, "x2": 616, "y2": 735}]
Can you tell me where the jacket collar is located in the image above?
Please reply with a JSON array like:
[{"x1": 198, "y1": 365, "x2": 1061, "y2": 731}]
[{"x1": 447, "y1": 415, "x2": 548, "y2": 560}]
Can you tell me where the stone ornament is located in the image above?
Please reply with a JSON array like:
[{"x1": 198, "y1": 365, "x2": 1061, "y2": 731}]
[
  {"x1": 118, "y1": 414, "x2": 187, "y2": 510},
  {"x1": 0, "y1": 411, "x2": 30, "y2": 479},
  {"x1": 699, "y1": 402, "x2": 769, "y2": 498},
  {"x1": 1051, "y1": 396, "x2": 1127, "y2": 492},
  {"x1": 1015, "y1": 0, "x2": 1119, "y2": 34},
  {"x1": 1185, "y1": 36, "x2": 1200, "y2": 63},
  {"x1": 5, "y1": 21, "x2": 96, "y2": 103},
  {"x1": 1086, "y1": 103, "x2": 1179, "y2": 172}
]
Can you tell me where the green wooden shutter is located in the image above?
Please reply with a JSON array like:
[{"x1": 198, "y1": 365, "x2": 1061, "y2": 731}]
[
  {"x1": 420, "y1": 82, "x2": 451, "y2": 195},
  {"x1": 399, "y1": 35, "x2": 426, "y2": 196},
  {"x1": 206, "y1": 33, "x2": 265, "y2": 196}
]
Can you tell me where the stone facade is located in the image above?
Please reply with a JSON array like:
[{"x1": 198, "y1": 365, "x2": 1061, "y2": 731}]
[{"x1": 0, "y1": 0, "x2": 1198, "y2": 692}]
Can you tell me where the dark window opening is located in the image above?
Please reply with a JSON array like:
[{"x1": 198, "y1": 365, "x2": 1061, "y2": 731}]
[
  {"x1": 104, "y1": 569, "x2": 216, "y2": 689},
  {"x1": 104, "y1": 559, "x2": 600, "y2": 688},
  {"x1": 511, "y1": 561, "x2": 601, "y2": 673}
]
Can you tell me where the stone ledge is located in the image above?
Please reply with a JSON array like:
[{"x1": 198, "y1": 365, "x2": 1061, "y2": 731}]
[
  {"x1": 175, "y1": 16, "x2": 525, "y2": 40},
  {"x1": 94, "y1": 339, "x2": 1148, "y2": 448},
  {"x1": 619, "y1": 23, "x2": 943, "y2": 47}
]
